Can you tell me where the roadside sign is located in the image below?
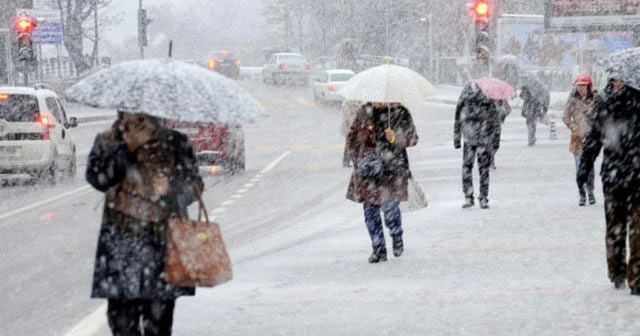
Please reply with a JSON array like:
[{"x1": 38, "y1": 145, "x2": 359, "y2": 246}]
[{"x1": 545, "y1": 0, "x2": 640, "y2": 31}]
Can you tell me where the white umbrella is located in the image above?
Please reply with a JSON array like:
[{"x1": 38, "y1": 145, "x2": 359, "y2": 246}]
[
  {"x1": 65, "y1": 58, "x2": 267, "y2": 124},
  {"x1": 337, "y1": 64, "x2": 435, "y2": 103}
]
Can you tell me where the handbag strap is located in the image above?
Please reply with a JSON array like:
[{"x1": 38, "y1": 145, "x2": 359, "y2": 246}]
[{"x1": 193, "y1": 183, "x2": 209, "y2": 223}]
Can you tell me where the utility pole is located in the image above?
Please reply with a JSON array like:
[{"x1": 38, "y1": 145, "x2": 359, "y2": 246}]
[
  {"x1": 94, "y1": 0, "x2": 99, "y2": 66},
  {"x1": 139, "y1": 0, "x2": 143, "y2": 59}
]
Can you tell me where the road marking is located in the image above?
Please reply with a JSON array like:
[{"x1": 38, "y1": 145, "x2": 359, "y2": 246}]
[
  {"x1": 67, "y1": 151, "x2": 294, "y2": 336},
  {"x1": 272, "y1": 96, "x2": 293, "y2": 109},
  {"x1": 257, "y1": 98, "x2": 269, "y2": 108},
  {"x1": 329, "y1": 143, "x2": 344, "y2": 150},
  {"x1": 221, "y1": 200, "x2": 235, "y2": 206},
  {"x1": 231, "y1": 194, "x2": 244, "y2": 199},
  {"x1": 295, "y1": 97, "x2": 316, "y2": 108},
  {"x1": 63, "y1": 303, "x2": 106, "y2": 336},
  {"x1": 211, "y1": 207, "x2": 226, "y2": 214},
  {"x1": 289, "y1": 144, "x2": 312, "y2": 151},
  {"x1": 237, "y1": 188, "x2": 250, "y2": 194},
  {"x1": 307, "y1": 163, "x2": 321, "y2": 171},
  {"x1": 256, "y1": 144, "x2": 275, "y2": 151},
  {"x1": 243, "y1": 183, "x2": 254, "y2": 188},
  {"x1": 0, "y1": 185, "x2": 92, "y2": 223}
]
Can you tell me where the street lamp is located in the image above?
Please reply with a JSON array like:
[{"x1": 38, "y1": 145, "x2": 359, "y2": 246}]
[{"x1": 418, "y1": 14, "x2": 433, "y2": 78}]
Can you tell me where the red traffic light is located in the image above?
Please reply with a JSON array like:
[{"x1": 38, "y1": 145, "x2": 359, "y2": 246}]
[
  {"x1": 14, "y1": 16, "x2": 37, "y2": 34},
  {"x1": 473, "y1": 1, "x2": 489, "y2": 17}
]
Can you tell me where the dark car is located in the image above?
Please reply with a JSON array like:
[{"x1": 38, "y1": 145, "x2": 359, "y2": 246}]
[
  {"x1": 206, "y1": 51, "x2": 241, "y2": 79},
  {"x1": 164, "y1": 120, "x2": 245, "y2": 174}
]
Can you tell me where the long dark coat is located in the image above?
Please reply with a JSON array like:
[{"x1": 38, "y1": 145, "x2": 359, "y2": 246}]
[
  {"x1": 86, "y1": 123, "x2": 204, "y2": 300},
  {"x1": 346, "y1": 104, "x2": 418, "y2": 205},
  {"x1": 580, "y1": 84, "x2": 640, "y2": 190},
  {"x1": 453, "y1": 84, "x2": 501, "y2": 150}
]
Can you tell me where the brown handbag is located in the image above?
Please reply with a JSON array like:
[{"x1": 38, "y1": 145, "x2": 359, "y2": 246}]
[{"x1": 164, "y1": 187, "x2": 233, "y2": 287}]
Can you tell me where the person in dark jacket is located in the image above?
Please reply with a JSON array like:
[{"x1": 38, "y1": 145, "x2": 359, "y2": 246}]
[
  {"x1": 86, "y1": 110, "x2": 204, "y2": 335},
  {"x1": 454, "y1": 82, "x2": 501, "y2": 209},
  {"x1": 578, "y1": 78, "x2": 640, "y2": 295},
  {"x1": 346, "y1": 102, "x2": 418, "y2": 263},
  {"x1": 519, "y1": 85, "x2": 549, "y2": 146}
]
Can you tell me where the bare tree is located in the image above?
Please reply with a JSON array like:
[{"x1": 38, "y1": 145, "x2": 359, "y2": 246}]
[{"x1": 55, "y1": 0, "x2": 96, "y2": 74}]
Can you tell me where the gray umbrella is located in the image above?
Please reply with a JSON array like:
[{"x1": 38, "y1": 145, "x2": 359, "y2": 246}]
[
  {"x1": 65, "y1": 58, "x2": 267, "y2": 123},
  {"x1": 520, "y1": 74, "x2": 550, "y2": 108},
  {"x1": 600, "y1": 47, "x2": 640, "y2": 91}
]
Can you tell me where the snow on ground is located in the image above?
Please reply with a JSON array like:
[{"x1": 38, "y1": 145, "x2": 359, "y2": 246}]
[{"x1": 171, "y1": 102, "x2": 640, "y2": 336}]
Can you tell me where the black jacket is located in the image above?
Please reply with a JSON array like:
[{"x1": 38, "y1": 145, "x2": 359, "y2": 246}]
[
  {"x1": 579, "y1": 85, "x2": 640, "y2": 190},
  {"x1": 454, "y1": 83, "x2": 501, "y2": 149}
]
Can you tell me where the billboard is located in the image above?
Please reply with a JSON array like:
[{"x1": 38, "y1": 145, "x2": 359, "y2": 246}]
[
  {"x1": 497, "y1": 16, "x2": 632, "y2": 69},
  {"x1": 545, "y1": 0, "x2": 640, "y2": 30}
]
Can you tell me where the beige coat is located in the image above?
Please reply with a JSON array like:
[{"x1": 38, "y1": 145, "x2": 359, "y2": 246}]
[{"x1": 562, "y1": 91, "x2": 597, "y2": 155}]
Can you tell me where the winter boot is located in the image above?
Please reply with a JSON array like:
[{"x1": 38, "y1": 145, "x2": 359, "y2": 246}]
[
  {"x1": 614, "y1": 279, "x2": 626, "y2": 289},
  {"x1": 579, "y1": 188, "x2": 586, "y2": 206},
  {"x1": 631, "y1": 288, "x2": 640, "y2": 296},
  {"x1": 462, "y1": 197, "x2": 475, "y2": 209},
  {"x1": 392, "y1": 235, "x2": 404, "y2": 257},
  {"x1": 368, "y1": 249, "x2": 387, "y2": 263},
  {"x1": 479, "y1": 199, "x2": 490, "y2": 209},
  {"x1": 588, "y1": 191, "x2": 596, "y2": 205}
]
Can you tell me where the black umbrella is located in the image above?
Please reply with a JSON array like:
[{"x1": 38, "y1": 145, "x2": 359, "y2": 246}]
[{"x1": 600, "y1": 47, "x2": 640, "y2": 91}]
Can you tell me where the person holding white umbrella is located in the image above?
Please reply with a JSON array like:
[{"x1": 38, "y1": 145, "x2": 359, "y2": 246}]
[{"x1": 339, "y1": 62, "x2": 431, "y2": 263}]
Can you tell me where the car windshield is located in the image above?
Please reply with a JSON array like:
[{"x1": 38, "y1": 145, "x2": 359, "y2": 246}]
[
  {"x1": 330, "y1": 73, "x2": 354, "y2": 82},
  {"x1": 213, "y1": 51, "x2": 235, "y2": 60},
  {"x1": 279, "y1": 54, "x2": 306, "y2": 63},
  {"x1": 0, "y1": 94, "x2": 38, "y2": 122}
]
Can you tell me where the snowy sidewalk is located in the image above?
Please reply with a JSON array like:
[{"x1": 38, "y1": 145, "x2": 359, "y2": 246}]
[{"x1": 171, "y1": 105, "x2": 640, "y2": 335}]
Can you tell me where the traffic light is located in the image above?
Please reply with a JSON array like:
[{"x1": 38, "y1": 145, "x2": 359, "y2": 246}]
[
  {"x1": 11, "y1": 15, "x2": 37, "y2": 72},
  {"x1": 471, "y1": 0, "x2": 491, "y2": 61}
]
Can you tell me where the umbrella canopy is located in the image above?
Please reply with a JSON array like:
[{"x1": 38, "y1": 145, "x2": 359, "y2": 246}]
[
  {"x1": 599, "y1": 47, "x2": 640, "y2": 91},
  {"x1": 337, "y1": 64, "x2": 435, "y2": 103},
  {"x1": 65, "y1": 58, "x2": 267, "y2": 124},
  {"x1": 472, "y1": 76, "x2": 515, "y2": 100},
  {"x1": 520, "y1": 74, "x2": 550, "y2": 107}
]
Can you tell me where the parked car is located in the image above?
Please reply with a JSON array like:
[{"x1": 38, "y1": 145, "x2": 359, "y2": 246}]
[
  {"x1": 262, "y1": 52, "x2": 310, "y2": 86},
  {"x1": 312, "y1": 69, "x2": 355, "y2": 104},
  {"x1": 164, "y1": 120, "x2": 245, "y2": 174},
  {"x1": 206, "y1": 51, "x2": 241, "y2": 79},
  {"x1": 0, "y1": 85, "x2": 78, "y2": 182}
]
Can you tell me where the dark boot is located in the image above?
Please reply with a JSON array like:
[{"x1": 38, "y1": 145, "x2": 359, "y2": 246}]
[
  {"x1": 588, "y1": 190, "x2": 596, "y2": 205},
  {"x1": 630, "y1": 288, "x2": 640, "y2": 296},
  {"x1": 614, "y1": 279, "x2": 626, "y2": 289},
  {"x1": 462, "y1": 197, "x2": 475, "y2": 209},
  {"x1": 479, "y1": 199, "x2": 490, "y2": 209},
  {"x1": 579, "y1": 187, "x2": 586, "y2": 207},
  {"x1": 392, "y1": 235, "x2": 404, "y2": 257},
  {"x1": 368, "y1": 249, "x2": 387, "y2": 263}
]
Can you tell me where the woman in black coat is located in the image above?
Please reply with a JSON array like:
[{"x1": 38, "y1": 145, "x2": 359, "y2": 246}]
[
  {"x1": 579, "y1": 79, "x2": 640, "y2": 295},
  {"x1": 86, "y1": 111, "x2": 204, "y2": 335}
]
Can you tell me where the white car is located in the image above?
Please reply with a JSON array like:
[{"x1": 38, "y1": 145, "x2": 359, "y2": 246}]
[
  {"x1": 312, "y1": 69, "x2": 355, "y2": 104},
  {"x1": 0, "y1": 86, "x2": 78, "y2": 182},
  {"x1": 262, "y1": 52, "x2": 311, "y2": 86}
]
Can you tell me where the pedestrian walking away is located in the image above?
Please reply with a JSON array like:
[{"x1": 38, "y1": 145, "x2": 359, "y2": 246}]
[
  {"x1": 346, "y1": 102, "x2": 418, "y2": 263},
  {"x1": 578, "y1": 77, "x2": 640, "y2": 296},
  {"x1": 454, "y1": 82, "x2": 502, "y2": 209},
  {"x1": 519, "y1": 75, "x2": 550, "y2": 145},
  {"x1": 563, "y1": 73, "x2": 598, "y2": 206},
  {"x1": 341, "y1": 100, "x2": 362, "y2": 167},
  {"x1": 85, "y1": 110, "x2": 204, "y2": 335}
]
